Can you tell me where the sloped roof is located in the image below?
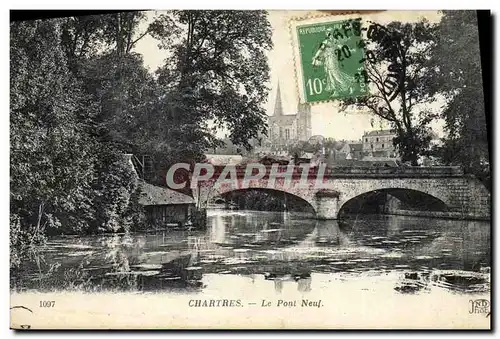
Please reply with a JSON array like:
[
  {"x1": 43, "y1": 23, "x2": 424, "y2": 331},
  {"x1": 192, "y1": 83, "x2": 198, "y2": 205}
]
[
  {"x1": 260, "y1": 155, "x2": 290, "y2": 162},
  {"x1": 138, "y1": 182, "x2": 195, "y2": 206},
  {"x1": 364, "y1": 129, "x2": 396, "y2": 136},
  {"x1": 204, "y1": 154, "x2": 243, "y2": 166}
]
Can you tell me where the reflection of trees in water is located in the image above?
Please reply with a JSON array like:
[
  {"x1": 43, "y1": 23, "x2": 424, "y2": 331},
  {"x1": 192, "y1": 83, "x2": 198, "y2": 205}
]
[
  {"x1": 268, "y1": 274, "x2": 312, "y2": 294},
  {"x1": 136, "y1": 252, "x2": 205, "y2": 292},
  {"x1": 417, "y1": 220, "x2": 490, "y2": 272},
  {"x1": 12, "y1": 246, "x2": 95, "y2": 291},
  {"x1": 103, "y1": 235, "x2": 129, "y2": 270},
  {"x1": 16, "y1": 212, "x2": 490, "y2": 293},
  {"x1": 274, "y1": 279, "x2": 283, "y2": 293},
  {"x1": 463, "y1": 220, "x2": 490, "y2": 270},
  {"x1": 340, "y1": 215, "x2": 406, "y2": 238},
  {"x1": 206, "y1": 211, "x2": 317, "y2": 248},
  {"x1": 342, "y1": 215, "x2": 488, "y2": 242},
  {"x1": 97, "y1": 234, "x2": 137, "y2": 290},
  {"x1": 193, "y1": 219, "x2": 357, "y2": 268},
  {"x1": 385, "y1": 216, "x2": 405, "y2": 237},
  {"x1": 21, "y1": 233, "x2": 149, "y2": 291},
  {"x1": 297, "y1": 277, "x2": 312, "y2": 292},
  {"x1": 289, "y1": 221, "x2": 352, "y2": 249},
  {"x1": 132, "y1": 233, "x2": 209, "y2": 292},
  {"x1": 395, "y1": 270, "x2": 490, "y2": 294}
]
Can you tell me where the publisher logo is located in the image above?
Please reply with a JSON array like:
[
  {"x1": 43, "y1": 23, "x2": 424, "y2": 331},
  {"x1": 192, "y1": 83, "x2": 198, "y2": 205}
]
[{"x1": 469, "y1": 299, "x2": 490, "y2": 315}]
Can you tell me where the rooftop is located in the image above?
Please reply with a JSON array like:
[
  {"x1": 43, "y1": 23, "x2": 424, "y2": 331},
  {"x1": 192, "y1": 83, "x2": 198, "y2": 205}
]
[
  {"x1": 364, "y1": 129, "x2": 396, "y2": 136},
  {"x1": 204, "y1": 154, "x2": 243, "y2": 166},
  {"x1": 138, "y1": 182, "x2": 195, "y2": 206}
]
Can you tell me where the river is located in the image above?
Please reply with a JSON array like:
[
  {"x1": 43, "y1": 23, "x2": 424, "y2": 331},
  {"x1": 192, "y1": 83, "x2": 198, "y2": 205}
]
[{"x1": 11, "y1": 210, "x2": 490, "y2": 296}]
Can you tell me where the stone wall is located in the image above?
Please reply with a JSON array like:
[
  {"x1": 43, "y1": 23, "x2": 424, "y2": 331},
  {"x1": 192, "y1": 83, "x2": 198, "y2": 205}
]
[{"x1": 194, "y1": 170, "x2": 490, "y2": 220}]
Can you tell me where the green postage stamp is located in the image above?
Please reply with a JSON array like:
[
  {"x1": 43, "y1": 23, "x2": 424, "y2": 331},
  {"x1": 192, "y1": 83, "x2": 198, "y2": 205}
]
[{"x1": 292, "y1": 17, "x2": 367, "y2": 103}]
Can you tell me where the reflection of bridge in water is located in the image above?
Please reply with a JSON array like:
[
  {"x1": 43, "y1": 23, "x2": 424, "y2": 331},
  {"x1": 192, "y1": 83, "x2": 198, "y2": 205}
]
[
  {"x1": 193, "y1": 165, "x2": 490, "y2": 220},
  {"x1": 28, "y1": 209, "x2": 488, "y2": 294},
  {"x1": 194, "y1": 211, "x2": 381, "y2": 263}
]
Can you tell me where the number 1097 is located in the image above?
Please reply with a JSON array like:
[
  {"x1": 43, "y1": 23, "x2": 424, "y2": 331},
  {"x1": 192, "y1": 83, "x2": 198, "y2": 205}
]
[{"x1": 40, "y1": 301, "x2": 55, "y2": 307}]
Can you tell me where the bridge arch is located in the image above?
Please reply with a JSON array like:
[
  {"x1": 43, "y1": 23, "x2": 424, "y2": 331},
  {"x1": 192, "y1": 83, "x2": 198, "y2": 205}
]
[
  {"x1": 337, "y1": 188, "x2": 450, "y2": 219},
  {"x1": 213, "y1": 187, "x2": 317, "y2": 215},
  {"x1": 192, "y1": 166, "x2": 490, "y2": 220}
]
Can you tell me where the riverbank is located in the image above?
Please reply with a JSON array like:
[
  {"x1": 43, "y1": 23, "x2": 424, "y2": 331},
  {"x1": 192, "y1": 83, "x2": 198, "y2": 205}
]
[{"x1": 384, "y1": 210, "x2": 491, "y2": 222}]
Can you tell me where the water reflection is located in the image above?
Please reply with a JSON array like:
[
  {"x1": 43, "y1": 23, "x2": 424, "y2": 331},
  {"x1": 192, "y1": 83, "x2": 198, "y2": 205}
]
[{"x1": 12, "y1": 211, "x2": 490, "y2": 296}]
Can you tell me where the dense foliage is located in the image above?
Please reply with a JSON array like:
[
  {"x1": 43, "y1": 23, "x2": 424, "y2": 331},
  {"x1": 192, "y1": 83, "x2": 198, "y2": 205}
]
[
  {"x1": 427, "y1": 11, "x2": 490, "y2": 190},
  {"x1": 10, "y1": 11, "x2": 273, "y2": 268},
  {"x1": 10, "y1": 19, "x2": 142, "y2": 268},
  {"x1": 339, "y1": 20, "x2": 439, "y2": 165},
  {"x1": 10, "y1": 11, "x2": 489, "y2": 272},
  {"x1": 339, "y1": 13, "x2": 489, "y2": 181}
]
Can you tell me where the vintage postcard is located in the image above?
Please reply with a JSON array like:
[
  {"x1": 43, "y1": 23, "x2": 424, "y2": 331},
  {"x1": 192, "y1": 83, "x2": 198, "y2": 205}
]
[{"x1": 10, "y1": 10, "x2": 491, "y2": 330}]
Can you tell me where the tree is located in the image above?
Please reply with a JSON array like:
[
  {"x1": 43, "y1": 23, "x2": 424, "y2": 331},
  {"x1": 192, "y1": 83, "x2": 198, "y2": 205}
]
[
  {"x1": 339, "y1": 20, "x2": 438, "y2": 165},
  {"x1": 10, "y1": 19, "x2": 97, "y2": 249},
  {"x1": 61, "y1": 12, "x2": 152, "y2": 68},
  {"x1": 288, "y1": 141, "x2": 307, "y2": 159},
  {"x1": 151, "y1": 10, "x2": 273, "y2": 154},
  {"x1": 10, "y1": 10, "x2": 275, "y2": 256},
  {"x1": 10, "y1": 14, "x2": 150, "y2": 254},
  {"x1": 59, "y1": 12, "x2": 156, "y2": 228},
  {"x1": 427, "y1": 11, "x2": 490, "y2": 189},
  {"x1": 60, "y1": 12, "x2": 158, "y2": 150}
]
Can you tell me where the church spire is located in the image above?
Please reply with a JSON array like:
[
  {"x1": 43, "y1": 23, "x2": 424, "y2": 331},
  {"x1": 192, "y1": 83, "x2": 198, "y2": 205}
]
[{"x1": 274, "y1": 81, "x2": 283, "y2": 116}]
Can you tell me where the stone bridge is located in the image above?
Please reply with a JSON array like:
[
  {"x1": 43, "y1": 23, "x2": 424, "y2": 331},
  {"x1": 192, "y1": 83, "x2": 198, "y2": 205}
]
[{"x1": 192, "y1": 165, "x2": 490, "y2": 220}]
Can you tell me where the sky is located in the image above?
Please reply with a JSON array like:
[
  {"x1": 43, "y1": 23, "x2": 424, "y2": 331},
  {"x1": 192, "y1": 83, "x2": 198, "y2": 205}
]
[{"x1": 134, "y1": 10, "x2": 444, "y2": 141}]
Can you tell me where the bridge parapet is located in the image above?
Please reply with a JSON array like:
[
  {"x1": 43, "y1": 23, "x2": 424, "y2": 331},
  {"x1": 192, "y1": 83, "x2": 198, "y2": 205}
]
[
  {"x1": 192, "y1": 163, "x2": 488, "y2": 220},
  {"x1": 209, "y1": 165, "x2": 465, "y2": 179}
]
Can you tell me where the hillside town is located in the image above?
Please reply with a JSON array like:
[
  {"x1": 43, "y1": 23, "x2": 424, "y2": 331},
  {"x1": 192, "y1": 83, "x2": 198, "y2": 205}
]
[{"x1": 205, "y1": 83, "x2": 441, "y2": 168}]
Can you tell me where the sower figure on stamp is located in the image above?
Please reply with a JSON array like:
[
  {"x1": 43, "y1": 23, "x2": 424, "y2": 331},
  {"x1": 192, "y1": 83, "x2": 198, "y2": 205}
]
[{"x1": 311, "y1": 28, "x2": 353, "y2": 96}]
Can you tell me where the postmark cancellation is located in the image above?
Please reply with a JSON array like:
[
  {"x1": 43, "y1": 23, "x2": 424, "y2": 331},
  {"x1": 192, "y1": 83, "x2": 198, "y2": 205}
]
[{"x1": 289, "y1": 11, "x2": 427, "y2": 105}]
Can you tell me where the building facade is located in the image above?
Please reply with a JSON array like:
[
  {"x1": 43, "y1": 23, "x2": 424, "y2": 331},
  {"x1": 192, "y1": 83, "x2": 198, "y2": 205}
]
[
  {"x1": 362, "y1": 129, "x2": 397, "y2": 158},
  {"x1": 266, "y1": 83, "x2": 312, "y2": 147},
  {"x1": 138, "y1": 182, "x2": 196, "y2": 227}
]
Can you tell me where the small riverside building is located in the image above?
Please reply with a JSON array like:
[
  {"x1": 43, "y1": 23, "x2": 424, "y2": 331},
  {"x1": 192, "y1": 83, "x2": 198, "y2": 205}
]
[
  {"x1": 362, "y1": 129, "x2": 398, "y2": 158},
  {"x1": 138, "y1": 182, "x2": 196, "y2": 227}
]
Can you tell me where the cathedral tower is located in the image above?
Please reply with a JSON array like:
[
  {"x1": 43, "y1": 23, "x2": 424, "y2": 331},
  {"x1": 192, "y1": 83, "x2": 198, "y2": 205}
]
[
  {"x1": 266, "y1": 81, "x2": 312, "y2": 146},
  {"x1": 297, "y1": 102, "x2": 312, "y2": 141},
  {"x1": 274, "y1": 82, "x2": 283, "y2": 117}
]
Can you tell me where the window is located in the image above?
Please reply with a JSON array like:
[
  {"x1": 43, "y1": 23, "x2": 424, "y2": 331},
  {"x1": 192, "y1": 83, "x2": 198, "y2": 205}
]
[
  {"x1": 376, "y1": 137, "x2": 379, "y2": 142},
  {"x1": 285, "y1": 129, "x2": 290, "y2": 140},
  {"x1": 371, "y1": 144, "x2": 373, "y2": 149},
  {"x1": 365, "y1": 138, "x2": 368, "y2": 142},
  {"x1": 382, "y1": 144, "x2": 384, "y2": 148}
]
